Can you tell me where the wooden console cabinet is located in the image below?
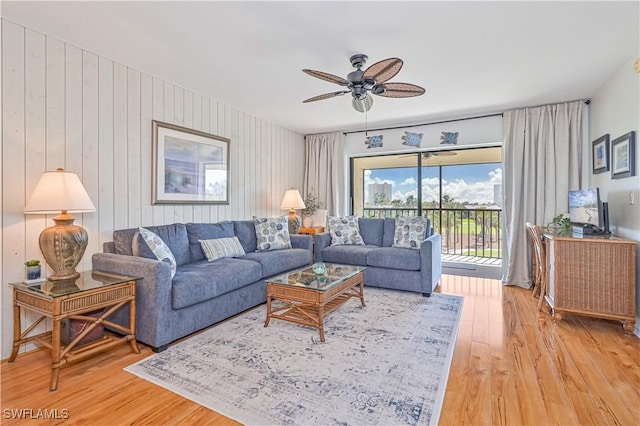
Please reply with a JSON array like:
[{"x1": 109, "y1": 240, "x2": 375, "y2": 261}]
[{"x1": 543, "y1": 233, "x2": 636, "y2": 333}]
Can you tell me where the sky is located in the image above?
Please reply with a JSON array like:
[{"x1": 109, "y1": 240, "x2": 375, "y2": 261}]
[{"x1": 364, "y1": 163, "x2": 502, "y2": 205}]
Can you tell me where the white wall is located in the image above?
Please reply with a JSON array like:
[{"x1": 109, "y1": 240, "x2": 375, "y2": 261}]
[
  {"x1": 0, "y1": 19, "x2": 305, "y2": 359},
  {"x1": 588, "y1": 55, "x2": 640, "y2": 336}
]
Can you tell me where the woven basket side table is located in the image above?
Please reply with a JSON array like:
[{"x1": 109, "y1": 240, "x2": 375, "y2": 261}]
[{"x1": 544, "y1": 233, "x2": 636, "y2": 333}]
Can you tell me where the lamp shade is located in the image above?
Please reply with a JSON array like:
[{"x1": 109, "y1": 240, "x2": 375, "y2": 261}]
[
  {"x1": 24, "y1": 168, "x2": 95, "y2": 214},
  {"x1": 280, "y1": 189, "x2": 306, "y2": 210}
]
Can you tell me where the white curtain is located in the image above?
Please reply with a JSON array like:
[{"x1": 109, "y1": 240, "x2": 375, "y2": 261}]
[
  {"x1": 502, "y1": 101, "x2": 584, "y2": 287},
  {"x1": 303, "y1": 132, "x2": 345, "y2": 216}
]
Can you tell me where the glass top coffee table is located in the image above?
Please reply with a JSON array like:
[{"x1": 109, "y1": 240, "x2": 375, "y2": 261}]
[{"x1": 264, "y1": 263, "x2": 366, "y2": 342}]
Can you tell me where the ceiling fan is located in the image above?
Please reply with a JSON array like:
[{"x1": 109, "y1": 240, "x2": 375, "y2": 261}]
[
  {"x1": 422, "y1": 151, "x2": 458, "y2": 160},
  {"x1": 302, "y1": 54, "x2": 425, "y2": 112}
]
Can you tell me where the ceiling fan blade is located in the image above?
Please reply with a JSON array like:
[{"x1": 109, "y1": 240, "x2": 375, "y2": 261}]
[
  {"x1": 376, "y1": 83, "x2": 425, "y2": 98},
  {"x1": 302, "y1": 69, "x2": 350, "y2": 86},
  {"x1": 302, "y1": 91, "x2": 349, "y2": 103},
  {"x1": 363, "y1": 58, "x2": 403, "y2": 84}
]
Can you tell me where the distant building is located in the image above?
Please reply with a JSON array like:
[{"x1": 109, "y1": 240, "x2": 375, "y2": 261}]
[
  {"x1": 369, "y1": 183, "x2": 392, "y2": 204},
  {"x1": 493, "y1": 184, "x2": 502, "y2": 206}
]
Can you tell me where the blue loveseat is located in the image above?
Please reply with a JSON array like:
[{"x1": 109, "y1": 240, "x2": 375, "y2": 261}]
[
  {"x1": 92, "y1": 220, "x2": 313, "y2": 351},
  {"x1": 314, "y1": 217, "x2": 442, "y2": 296}
]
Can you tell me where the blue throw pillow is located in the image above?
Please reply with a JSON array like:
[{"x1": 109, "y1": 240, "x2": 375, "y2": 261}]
[
  {"x1": 253, "y1": 216, "x2": 292, "y2": 251},
  {"x1": 393, "y1": 217, "x2": 428, "y2": 249},
  {"x1": 134, "y1": 227, "x2": 177, "y2": 277},
  {"x1": 328, "y1": 215, "x2": 365, "y2": 246}
]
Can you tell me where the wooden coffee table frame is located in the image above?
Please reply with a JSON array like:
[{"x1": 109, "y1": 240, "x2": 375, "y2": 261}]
[
  {"x1": 264, "y1": 271, "x2": 365, "y2": 342},
  {"x1": 9, "y1": 275, "x2": 140, "y2": 391}
]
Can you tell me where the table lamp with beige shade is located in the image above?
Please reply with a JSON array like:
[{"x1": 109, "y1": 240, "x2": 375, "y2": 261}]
[
  {"x1": 23, "y1": 168, "x2": 96, "y2": 281},
  {"x1": 280, "y1": 189, "x2": 306, "y2": 235}
]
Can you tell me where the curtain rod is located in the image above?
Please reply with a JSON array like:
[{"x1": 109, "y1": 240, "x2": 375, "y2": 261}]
[
  {"x1": 343, "y1": 112, "x2": 503, "y2": 135},
  {"x1": 342, "y1": 99, "x2": 591, "y2": 135},
  {"x1": 514, "y1": 98, "x2": 591, "y2": 111}
]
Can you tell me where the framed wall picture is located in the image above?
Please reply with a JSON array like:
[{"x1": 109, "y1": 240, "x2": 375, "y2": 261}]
[
  {"x1": 591, "y1": 134, "x2": 609, "y2": 174},
  {"x1": 152, "y1": 120, "x2": 230, "y2": 204},
  {"x1": 611, "y1": 131, "x2": 635, "y2": 179}
]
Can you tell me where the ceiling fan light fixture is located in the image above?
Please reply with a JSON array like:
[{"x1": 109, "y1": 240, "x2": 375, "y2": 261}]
[
  {"x1": 352, "y1": 86, "x2": 367, "y2": 100},
  {"x1": 352, "y1": 94, "x2": 373, "y2": 112}
]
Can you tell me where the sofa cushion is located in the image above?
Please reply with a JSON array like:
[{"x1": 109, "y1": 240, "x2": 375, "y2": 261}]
[
  {"x1": 243, "y1": 248, "x2": 312, "y2": 277},
  {"x1": 113, "y1": 228, "x2": 136, "y2": 256},
  {"x1": 328, "y1": 215, "x2": 365, "y2": 246},
  {"x1": 393, "y1": 216, "x2": 429, "y2": 249},
  {"x1": 134, "y1": 227, "x2": 177, "y2": 278},
  {"x1": 234, "y1": 220, "x2": 258, "y2": 253},
  {"x1": 382, "y1": 218, "x2": 397, "y2": 247},
  {"x1": 254, "y1": 217, "x2": 292, "y2": 251},
  {"x1": 358, "y1": 218, "x2": 384, "y2": 246},
  {"x1": 186, "y1": 222, "x2": 235, "y2": 262},
  {"x1": 367, "y1": 247, "x2": 421, "y2": 271},
  {"x1": 200, "y1": 237, "x2": 245, "y2": 262},
  {"x1": 128, "y1": 223, "x2": 191, "y2": 266},
  {"x1": 319, "y1": 244, "x2": 379, "y2": 266},
  {"x1": 171, "y1": 258, "x2": 262, "y2": 309}
]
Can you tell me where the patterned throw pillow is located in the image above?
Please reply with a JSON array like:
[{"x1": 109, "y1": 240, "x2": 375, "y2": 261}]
[
  {"x1": 199, "y1": 237, "x2": 246, "y2": 262},
  {"x1": 393, "y1": 217, "x2": 428, "y2": 249},
  {"x1": 137, "y1": 227, "x2": 177, "y2": 277},
  {"x1": 328, "y1": 215, "x2": 365, "y2": 246},
  {"x1": 254, "y1": 216, "x2": 292, "y2": 251}
]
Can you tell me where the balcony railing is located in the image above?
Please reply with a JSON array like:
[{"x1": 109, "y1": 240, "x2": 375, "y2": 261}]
[{"x1": 362, "y1": 207, "x2": 502, "y2": 259}]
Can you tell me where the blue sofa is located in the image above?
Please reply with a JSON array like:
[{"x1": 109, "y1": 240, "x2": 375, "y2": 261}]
[
  {"x1": 92, "y1": 220, "x2": 313, "y2": 351},
  {"x1": 314, "y1": 217, "x2": 442, "y2": 296}
]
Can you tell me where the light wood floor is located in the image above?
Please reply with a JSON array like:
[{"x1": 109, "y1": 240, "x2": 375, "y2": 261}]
[{"x1": 2, "y1": 275, "x2": 639, "y2": 425}]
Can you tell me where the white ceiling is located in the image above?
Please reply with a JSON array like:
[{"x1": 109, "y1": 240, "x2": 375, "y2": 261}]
[{"x1": 2, "y1": 1, "x2": 638, "y2": 135}]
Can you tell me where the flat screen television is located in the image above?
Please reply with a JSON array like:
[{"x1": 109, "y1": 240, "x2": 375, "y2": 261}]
[{"x1": 568, "y1": 188, "x2": 610, "y2": 234}]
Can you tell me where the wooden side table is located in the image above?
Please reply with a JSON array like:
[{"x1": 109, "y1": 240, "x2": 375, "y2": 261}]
[
  {"x1": 8, "y1": 271, "x2": 140, "y2": 391},
  {"x1": 299, "y1": 226, "x2": 325, "y2": 236},
  {"x1": 299, "y1": 227, "x2": 325, "y2": 258}
]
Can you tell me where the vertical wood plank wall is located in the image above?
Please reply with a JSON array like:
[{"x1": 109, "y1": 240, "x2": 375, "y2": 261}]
[{"x1": 0, "y1": 20, "x2": 306, "y2": 358}]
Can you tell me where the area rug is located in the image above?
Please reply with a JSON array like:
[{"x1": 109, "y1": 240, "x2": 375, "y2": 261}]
[{"x1": 125, "y1": 288, "x2": 463, "y2": 425}]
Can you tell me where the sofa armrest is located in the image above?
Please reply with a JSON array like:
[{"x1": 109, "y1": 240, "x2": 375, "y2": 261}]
[
  {"x1": 290, "y1": 234, "x2": 313, "y2": 251},
  {"x1": 419, "y1": 233, "x2": 442, "y2": 295},
  {"x1": 91, "y1": 253, "x2": 174, "y2": 348},
  {"x1": 314, "y1": 232, "x2": 332, "y2": 262}
]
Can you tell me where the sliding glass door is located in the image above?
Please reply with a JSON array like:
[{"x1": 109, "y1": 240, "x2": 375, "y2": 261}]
[{"x1": 351, "y1": 146, "x2": 502, "y2": 258}]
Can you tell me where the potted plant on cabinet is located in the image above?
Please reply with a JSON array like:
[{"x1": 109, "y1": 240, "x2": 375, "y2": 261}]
[
  {"x1": 301, "y1": 191, "x2": 322, "y2": 228},
  {"x1": 25, "y1": 259, "x2": 41, "y2": 280}
]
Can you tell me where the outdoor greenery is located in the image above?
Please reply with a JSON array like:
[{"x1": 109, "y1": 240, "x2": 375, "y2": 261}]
[{"x1": 462, "y1": 248, "x2": 502, "y2": 257}]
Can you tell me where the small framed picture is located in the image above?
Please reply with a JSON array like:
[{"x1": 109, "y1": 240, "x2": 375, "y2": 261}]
[
  {"x1": 152, "y1": 120, "x2": 230, "y2": 204},
  {"x1": 611, "y1": 131, "x2": 636, "y2": 179},
  {"x1": 591, "y1": 134, "x2": 609, "y2": 174}
]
